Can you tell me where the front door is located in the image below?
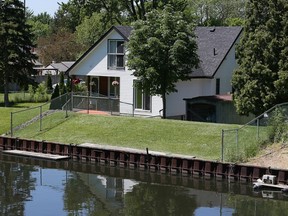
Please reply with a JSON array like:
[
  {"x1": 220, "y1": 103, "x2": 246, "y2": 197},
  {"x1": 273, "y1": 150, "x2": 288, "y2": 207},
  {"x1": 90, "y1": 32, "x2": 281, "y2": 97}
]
[{"x1": 99, "y1": 77, "x2": 108, "y2": 96}]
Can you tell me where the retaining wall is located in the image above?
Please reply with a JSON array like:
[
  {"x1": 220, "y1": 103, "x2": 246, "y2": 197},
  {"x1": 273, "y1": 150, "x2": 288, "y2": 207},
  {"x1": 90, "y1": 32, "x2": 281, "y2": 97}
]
[{"x1": 1, "y1": 136, "x2": 287, "y2": 184}]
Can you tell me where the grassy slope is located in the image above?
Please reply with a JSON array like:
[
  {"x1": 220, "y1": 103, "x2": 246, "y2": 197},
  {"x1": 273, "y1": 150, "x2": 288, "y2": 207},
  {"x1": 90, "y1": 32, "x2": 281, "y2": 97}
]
[
  {"x1": 13, "y1": 112, "x2": 239, "y2": 160},
  {"x1": 0, "y1": 103, "x2": 47, "y2": 135}
]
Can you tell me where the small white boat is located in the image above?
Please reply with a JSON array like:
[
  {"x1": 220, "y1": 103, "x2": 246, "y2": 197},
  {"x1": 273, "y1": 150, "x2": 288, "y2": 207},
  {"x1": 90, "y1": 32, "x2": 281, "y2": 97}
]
[{"x1": 253, "y1": 174, "x2": 288, "y2": 192}]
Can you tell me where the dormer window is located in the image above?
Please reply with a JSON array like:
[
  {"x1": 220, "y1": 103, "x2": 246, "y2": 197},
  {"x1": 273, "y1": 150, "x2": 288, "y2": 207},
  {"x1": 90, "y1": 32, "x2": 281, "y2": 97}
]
[{"x1": 108, "y1": 40, "x2": 124, "y2": 69}]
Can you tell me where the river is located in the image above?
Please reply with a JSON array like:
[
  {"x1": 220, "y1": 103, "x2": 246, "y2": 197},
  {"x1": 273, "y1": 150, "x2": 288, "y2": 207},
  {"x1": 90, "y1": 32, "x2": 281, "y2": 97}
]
[{"x1": 0, "y1": 153, "x2": 287, "y2": 216}]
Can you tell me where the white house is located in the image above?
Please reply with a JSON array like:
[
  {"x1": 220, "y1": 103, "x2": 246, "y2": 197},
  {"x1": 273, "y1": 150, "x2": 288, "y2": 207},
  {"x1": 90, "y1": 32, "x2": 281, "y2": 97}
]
[{"x1": 67, "y1": 25, "x2": 243, "y2": 120}]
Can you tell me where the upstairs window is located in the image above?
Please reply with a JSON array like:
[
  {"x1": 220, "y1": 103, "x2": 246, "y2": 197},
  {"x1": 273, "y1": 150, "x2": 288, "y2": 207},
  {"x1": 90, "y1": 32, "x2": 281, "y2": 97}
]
[{"x1": 108, "y1": 40, "x2": 124, "y2": 69}]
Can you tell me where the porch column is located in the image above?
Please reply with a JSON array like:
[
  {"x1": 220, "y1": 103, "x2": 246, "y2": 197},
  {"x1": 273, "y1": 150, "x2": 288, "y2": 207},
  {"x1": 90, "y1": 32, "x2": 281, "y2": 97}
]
[{"x1": 87, "y1": 76, "x2": 91, "y2": 96}]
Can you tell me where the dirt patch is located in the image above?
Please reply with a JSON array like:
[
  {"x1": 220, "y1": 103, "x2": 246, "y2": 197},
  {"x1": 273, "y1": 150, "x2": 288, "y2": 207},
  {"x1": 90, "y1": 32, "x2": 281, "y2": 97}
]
[{"x1": 244, "y1": 143, "x2": 288, "y2": 170}]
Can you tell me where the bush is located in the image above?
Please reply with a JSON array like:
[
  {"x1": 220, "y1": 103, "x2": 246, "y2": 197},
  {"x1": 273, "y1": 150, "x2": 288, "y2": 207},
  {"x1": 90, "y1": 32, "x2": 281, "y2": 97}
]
[
  {"x1": 46, "y1": 74, "x2": 53, "y2": 91},
  {"x1": 267, "y1": 108, "x2": 288, "y2": 143},
  {"x1": 34, "y1": 82, "x2": 49, "y2": 102},
  {"x1": 28, "y1": 82, "x2": 50, "y2": 102}
]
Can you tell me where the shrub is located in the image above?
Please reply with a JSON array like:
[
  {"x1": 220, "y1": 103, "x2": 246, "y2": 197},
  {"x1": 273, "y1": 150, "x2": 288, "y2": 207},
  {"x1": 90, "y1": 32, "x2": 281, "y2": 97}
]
[
  {"x1": 34, "y1": 82, "x2": 49, "y2": 102},
  {"x1": 267, "y1": 108, "x2": 288, "y2": 143},
  {"x1": 46, "y1": 74, "x2": 53, "y2": 92}
]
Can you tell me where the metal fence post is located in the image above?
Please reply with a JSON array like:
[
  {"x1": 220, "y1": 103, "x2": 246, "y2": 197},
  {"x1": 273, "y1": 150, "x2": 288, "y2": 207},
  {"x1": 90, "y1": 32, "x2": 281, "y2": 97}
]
[
  {"x1": 236, "y1": 129, "x2": 239, "y2": 160},
  {"x1": 87, "y1": 92, "x2": 90, "y2": 114},
  {"x1": 10, "y1": 112, "x2": 13, "y2": 137},
  {"x1": 65, "y1": 93, "x2": 68, "y2": 118},
  {"x1": 257, "y1": 118, "x2": 259, "y2": 140},
  {"x1": 110, "y1": 98, "x2": 112, "y2": 115},
  {"x1": 71, "y1": 92, "x2": 74, "y2": 111},
  {"x1": 40, "y1": 106, "x2": 42, "y2": 131},
  {"x1": 221, "y1": 129, "x2": 224, "y2": 162}
]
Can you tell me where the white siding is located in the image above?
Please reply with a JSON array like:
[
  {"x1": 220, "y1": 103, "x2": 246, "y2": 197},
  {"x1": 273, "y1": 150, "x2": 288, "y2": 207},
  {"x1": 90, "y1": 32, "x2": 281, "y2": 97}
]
[
  {"x1": 213, "y1": 43, "x2": 238, "y2": 95},
  {"x1": 166, "y1": 79, "x2": 212, "y2": 117},
  {"x1": 70, "y1": 31, "x2": 127, "y2": 77}
]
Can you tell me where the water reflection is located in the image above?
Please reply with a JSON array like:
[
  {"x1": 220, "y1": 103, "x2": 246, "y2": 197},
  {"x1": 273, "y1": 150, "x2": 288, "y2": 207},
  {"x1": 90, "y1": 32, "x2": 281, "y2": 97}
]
[{"x1": 1, "y1": 153, "x2": 288, "y2": 216}]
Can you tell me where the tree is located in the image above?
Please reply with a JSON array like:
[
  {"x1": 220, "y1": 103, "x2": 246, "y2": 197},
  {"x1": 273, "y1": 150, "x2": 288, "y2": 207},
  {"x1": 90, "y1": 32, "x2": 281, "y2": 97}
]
[
  {"x1": 75, "y1": 12, "x2": 109, "y2": 49},
  {"x1": 51, "y1": 84, "x2": 60, "y2": 100},
  {"x1": 187, "y1": 0, "x2": 246, "y2": 26},
  {"x1": 0, "y1": 0, "x2": 37, "y2": 106},
  {"x1": 232, "y1": 0, "x2": 288, "y2": 116},
  {"x1": 59, "y1": 72, "x2": 66, "y2": 95},
  {"x1": 46, "y1": 74, "x2": 53, "y2": 91},
  {"x1": 36, "y1": 29, "x2": 83, "y2": 65},
  {"x1": 27, "y1": 12, "x2": 53, "y2": 42},
  {"x1": 127, "y1": 5, "x2": 199, "y2": 118}
]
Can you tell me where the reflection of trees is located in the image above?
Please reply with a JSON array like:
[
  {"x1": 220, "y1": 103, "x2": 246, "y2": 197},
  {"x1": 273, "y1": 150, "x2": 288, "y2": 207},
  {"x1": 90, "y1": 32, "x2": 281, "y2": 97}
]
[
  {"x1": 0, "y1": 159, "x2": 36, "y2": 216},
  {"x1": 229, "y1": 194, "x2": 288, "y2": 215},
  {"x1": 123, "y1": 183, "x2": 197, "y2": 215}
]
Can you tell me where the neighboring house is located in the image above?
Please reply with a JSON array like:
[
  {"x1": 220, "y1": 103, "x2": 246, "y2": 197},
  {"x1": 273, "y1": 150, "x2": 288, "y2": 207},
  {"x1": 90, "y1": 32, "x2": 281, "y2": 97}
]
[
  {"x1": 32, "y1": 61, "x2": 75, "y2": 86},
  {"x1": 67, "y1": 25, "x2": 244, "y2": 122},
  {"x1": 41, "y1": 61, "x2": 75, "y2": 75}
]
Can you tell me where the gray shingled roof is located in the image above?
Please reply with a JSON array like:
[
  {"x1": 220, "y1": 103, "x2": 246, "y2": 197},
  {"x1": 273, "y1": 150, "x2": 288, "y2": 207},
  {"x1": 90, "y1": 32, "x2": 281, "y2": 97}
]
[
  {"x1": 192, "y1": 26, "x2": 242, "y2": 77},
  {"x1": 114, "y1": 25, "x2": 242, "y2": 78},
  {"x1": 114, "y1": 26, "x2": 133, "y2": 40},
  {"x1": 67, "y1": 25, "x2": 242, "y2": 77},
  {"x1": 50, "y1": 61, "x2": 75, "y2": 72}
]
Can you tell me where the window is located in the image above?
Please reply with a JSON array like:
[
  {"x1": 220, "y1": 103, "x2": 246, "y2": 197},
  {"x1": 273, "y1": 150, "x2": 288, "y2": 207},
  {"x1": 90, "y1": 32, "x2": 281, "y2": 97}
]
[
  {"x1": 134, "y1": 84, "x2": 151, "y2": 111},
  {"x1": 216, "y1": 78, "x2": 220, "y2": 95},
  {"x1": 108, "y1": 40, "x2": 124, "y2": 69}
]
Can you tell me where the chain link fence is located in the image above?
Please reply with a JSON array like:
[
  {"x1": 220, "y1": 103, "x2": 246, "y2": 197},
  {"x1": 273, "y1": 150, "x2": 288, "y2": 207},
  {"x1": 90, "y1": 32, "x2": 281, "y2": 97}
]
[
  {"x1": 221, "y1": 102, "x2": 288, "y2": 162},
  {"x1": 10, "y1": 92, "x2": 134, "y2": 136},
  {"x1": 10, "y1": 93, "x2": 71, "y2": 137}
]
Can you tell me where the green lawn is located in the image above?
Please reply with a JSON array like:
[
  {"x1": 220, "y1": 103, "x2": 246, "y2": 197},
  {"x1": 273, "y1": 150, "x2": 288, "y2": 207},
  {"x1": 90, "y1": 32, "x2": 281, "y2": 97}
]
[
  {"x1": 12, "y1": 111, "x2": 240, "y2": 160},
  {"x1": 1, "y1": 95, "x2": 264, "y2": 162},
  {"x1": 0, "y1": 102, "x2": 48, "y2": 135}
]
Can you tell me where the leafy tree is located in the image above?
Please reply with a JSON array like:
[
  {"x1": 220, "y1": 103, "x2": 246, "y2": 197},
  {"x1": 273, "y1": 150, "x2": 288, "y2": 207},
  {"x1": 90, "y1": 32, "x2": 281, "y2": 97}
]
[
  {"x1": 0, "y1": 0, "x2": 37, "y2": 107},
  {"x1": 232, "y1": 0, "x2": 288, "y2": 115},
  {"x1": 75, "y1": 12, "x2": 108, "y2": 49},
  {"x1": 27, "y1": 12, "x2": 53, "y2": 42},
  {"x1": 127, "y1": 5, "x2": 199, "y2": 118},
  {"x1": 55, "y1": 0, "x2": 189, "y2": 33},
  {"x1": 36, "y1": 29, "x2": 83, "y2": 65},
  {"x1": 120, "y1": 0, "x2": 188, "y2": 22},
  {"x1": 187, "y1": 0, "x2": 246, "y2": 26}
]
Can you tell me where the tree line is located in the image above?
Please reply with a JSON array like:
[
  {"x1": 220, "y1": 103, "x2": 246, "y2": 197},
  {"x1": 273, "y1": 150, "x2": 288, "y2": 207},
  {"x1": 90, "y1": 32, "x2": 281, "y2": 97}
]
[{"x1": 28, "y1": 0, "x2": 246, "y2": 66}]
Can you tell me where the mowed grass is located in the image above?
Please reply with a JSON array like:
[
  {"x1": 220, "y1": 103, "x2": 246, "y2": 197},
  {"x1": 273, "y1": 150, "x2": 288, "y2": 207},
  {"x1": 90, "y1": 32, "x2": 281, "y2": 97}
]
[
  {"x1": 13, "y1": 112, "x2": 239, "y2": 160},
  {"x1": 0, "y1": 102, "x2": 47, "y2": 135},
  {"x1": 0, "y1": 92, "x2": 49, "y2": 135}
]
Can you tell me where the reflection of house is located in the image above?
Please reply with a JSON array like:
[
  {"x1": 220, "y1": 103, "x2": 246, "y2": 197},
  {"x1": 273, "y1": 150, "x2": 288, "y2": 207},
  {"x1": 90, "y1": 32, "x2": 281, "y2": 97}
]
[
  {"x1": 78, "y1": 173, "x2": 138, "y2": 214},
  {"x1": 68, "y1": 25, "x2": 245, "y2": 122}
]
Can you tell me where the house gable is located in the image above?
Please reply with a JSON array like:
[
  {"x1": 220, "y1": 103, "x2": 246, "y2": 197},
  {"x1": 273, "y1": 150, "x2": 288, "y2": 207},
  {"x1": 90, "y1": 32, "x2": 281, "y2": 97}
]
[
  {"x1": 68, "y1": 26, "x2": 132, "y2": 76},
  {"x1": 191, "y1": 26, "x2": 243, "y2": 78}
]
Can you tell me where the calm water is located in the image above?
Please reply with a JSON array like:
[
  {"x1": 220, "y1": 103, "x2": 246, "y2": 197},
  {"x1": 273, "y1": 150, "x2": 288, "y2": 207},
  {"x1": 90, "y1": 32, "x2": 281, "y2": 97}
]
[{"x1": 1, "y1": 153, "x2": 288, "y2": 216}]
